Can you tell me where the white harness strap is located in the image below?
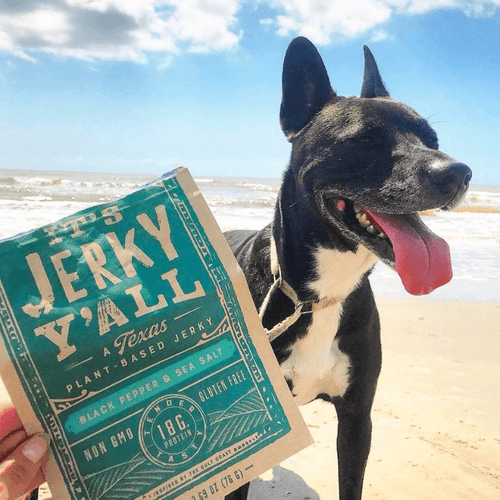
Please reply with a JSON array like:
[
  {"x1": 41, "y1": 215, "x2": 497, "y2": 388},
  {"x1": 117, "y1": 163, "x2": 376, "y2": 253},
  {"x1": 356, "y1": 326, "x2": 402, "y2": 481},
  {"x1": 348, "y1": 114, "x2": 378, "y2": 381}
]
[{"x1": 258, "y1": 268, "x2": 338, "y2": 342}]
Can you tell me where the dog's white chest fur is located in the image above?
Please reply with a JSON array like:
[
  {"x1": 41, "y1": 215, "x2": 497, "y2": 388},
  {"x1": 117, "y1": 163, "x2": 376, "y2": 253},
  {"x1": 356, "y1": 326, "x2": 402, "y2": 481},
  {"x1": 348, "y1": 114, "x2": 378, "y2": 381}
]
[
  {"x1": 279, "y1": 245, "x2": 377, "y2": 406},
  {"x1": 280, "y1": 305, "x2": 350, "y2": 405}
]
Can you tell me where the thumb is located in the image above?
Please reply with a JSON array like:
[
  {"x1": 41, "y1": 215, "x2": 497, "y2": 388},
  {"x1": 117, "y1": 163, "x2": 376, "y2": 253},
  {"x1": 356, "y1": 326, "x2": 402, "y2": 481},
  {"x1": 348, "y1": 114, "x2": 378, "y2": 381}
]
[{"x1": 0, "y1": 433, "x2": 50, "y2": 500}]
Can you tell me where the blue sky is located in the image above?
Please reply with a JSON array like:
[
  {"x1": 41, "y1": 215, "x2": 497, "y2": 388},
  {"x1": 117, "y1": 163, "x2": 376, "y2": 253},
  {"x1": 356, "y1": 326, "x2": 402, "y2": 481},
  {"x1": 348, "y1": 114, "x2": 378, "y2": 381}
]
[{"x1": 0, "y1": 1, "x2": 499, "y2": 185}]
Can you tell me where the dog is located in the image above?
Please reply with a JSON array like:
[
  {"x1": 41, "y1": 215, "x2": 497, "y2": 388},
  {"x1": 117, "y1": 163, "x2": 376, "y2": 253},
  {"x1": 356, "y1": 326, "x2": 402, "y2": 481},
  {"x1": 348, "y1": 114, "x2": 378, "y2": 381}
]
[{"x1": 224, "y1": 37, "x2": 471, "y2": 500}]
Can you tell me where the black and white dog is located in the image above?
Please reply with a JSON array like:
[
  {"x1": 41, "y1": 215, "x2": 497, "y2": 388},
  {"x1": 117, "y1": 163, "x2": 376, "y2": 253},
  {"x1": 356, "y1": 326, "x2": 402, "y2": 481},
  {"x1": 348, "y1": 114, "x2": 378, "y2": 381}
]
[{"x1": 224, "y1": 37, "x2": 471, "y2": 500}]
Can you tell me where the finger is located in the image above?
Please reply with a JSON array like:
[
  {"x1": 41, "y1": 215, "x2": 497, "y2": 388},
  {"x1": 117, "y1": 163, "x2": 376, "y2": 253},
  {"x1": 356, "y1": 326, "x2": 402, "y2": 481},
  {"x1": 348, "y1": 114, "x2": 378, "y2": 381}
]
[
  {"x1": 0, "y1": 408, "x2": 22, "y2": 442},
  {"x1": 0, "y1": 429, "x2": 28, "y2": 461},
  {"x1": 0, "y1": 433, "x2": 50, "y2": 500}
]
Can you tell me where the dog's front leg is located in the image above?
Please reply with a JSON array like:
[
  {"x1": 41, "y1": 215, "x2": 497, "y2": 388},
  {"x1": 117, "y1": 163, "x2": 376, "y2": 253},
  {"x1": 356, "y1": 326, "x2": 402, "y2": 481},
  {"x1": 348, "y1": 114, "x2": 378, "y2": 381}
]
[
  {"x1": 333, "y1": 396, "x2": 374, "y2": 500},
  {"x1": 224, "y1": 482, "x2": 250, "y2": 500}
]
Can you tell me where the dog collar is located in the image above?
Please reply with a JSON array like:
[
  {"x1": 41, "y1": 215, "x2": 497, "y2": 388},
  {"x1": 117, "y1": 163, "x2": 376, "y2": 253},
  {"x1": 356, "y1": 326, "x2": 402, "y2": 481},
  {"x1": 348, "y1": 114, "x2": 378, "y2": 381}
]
[
  {"x1": 258, "y1": 267, "x2": 339, "y2": 342},
  {"x1": 278, "y1": 277, "x2": 338, "y2": 313}
]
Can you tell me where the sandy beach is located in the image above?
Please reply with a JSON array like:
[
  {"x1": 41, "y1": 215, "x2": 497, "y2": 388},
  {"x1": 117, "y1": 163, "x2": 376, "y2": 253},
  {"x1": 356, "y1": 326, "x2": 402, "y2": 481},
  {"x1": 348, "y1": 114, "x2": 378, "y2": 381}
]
[
  {"x1": 249, "y1": 298, "x2": 500, "y2": 500},
  {"x1": 1, "y1": 298, "x2": 499, "y2": 499}
]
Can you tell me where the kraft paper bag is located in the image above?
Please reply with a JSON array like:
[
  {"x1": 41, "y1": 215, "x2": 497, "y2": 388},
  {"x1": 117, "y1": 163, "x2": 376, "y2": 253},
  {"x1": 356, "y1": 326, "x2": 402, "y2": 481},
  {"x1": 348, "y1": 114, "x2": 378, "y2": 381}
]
[{"x1": 0, "y1": 167, "x2": 312, "y2": 500}]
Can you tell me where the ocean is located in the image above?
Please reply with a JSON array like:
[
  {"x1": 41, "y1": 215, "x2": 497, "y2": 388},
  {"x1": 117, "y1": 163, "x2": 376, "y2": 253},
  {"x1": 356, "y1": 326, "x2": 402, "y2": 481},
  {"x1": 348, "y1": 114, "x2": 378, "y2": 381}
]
[{"x1": 1, "y1": 168, "x2": 499, "y2": 301}]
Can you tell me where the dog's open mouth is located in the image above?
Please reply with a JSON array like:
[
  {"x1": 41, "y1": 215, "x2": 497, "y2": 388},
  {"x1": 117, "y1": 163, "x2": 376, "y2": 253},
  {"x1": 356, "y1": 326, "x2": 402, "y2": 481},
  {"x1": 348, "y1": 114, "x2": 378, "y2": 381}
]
[{"x1": 328, "y1": 198, "x2": 452, "y2": 296}]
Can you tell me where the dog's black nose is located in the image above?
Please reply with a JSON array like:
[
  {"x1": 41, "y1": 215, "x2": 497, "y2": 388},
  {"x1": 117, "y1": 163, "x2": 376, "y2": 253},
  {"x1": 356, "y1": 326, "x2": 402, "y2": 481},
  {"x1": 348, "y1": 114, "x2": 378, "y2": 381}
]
[{"x1": 430, "y1": 162, "x2": 472, "y2": 196}]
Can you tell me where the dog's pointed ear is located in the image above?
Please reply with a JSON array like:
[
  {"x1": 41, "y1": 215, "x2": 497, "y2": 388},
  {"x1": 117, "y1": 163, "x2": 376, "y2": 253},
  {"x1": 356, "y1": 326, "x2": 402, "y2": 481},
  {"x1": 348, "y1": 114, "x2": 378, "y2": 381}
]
[
  {"x1": 361, "y1": 45, "x2": 390, "y2": 98},
  {"x1": 280, "y1": 37, "x2": 336, "y2": 141}
]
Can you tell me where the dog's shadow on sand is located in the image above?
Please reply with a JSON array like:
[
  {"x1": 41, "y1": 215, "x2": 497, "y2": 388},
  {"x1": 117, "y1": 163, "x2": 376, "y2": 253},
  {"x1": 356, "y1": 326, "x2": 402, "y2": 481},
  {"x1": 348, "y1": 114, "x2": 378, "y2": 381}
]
[{"x1": 248, "y1": 466, "x2": 320, "y2": 500}]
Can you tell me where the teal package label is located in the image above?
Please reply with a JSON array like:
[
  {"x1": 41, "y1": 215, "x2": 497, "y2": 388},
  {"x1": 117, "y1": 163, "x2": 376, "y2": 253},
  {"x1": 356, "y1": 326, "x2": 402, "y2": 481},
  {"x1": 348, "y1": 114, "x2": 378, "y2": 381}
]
[{"x1": 0, "y1": 171, "x2": 292, "y2": 500}]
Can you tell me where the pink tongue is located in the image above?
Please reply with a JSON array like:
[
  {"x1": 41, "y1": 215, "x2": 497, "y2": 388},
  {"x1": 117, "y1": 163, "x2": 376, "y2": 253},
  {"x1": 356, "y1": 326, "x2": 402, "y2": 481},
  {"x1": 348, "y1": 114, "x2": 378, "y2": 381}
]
[{"x1": 364, "y1": 209, "x2": 452, "y2": 295}]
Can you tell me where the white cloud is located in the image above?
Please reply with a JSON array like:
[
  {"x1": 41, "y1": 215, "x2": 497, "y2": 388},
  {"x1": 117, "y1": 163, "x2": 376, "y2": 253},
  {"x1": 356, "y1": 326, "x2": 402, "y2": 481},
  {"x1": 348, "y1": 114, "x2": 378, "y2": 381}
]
[
  {"x1": 0, "y1": 0, "x2": 499, "y2": 63},
  {"x1": 261, "y1": 0, "x2": 500, "y2": 44},
  {"x1": 405, "y1": 0, "x2": 459, "y2": 14},
  {"x1": 271, "y1": 0, "x2": 393, "y2": 44},
  {"x1": 162, "y1": 0, "x2": 242, "y2": 53},
  {"x1": 370, "y1": 29, "x2": 393, "y2": 42},
  {"x1": 0, "y1": 0, "x2": 241, "y2": 62},
  {"x1": 405, "y1": 0, "x2": 500, "y2": 17}
]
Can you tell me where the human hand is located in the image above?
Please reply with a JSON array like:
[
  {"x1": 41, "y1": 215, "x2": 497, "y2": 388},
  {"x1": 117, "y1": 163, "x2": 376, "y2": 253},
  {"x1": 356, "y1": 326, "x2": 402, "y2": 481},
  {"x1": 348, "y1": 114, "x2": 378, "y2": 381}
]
[{"x1": 0, "y1": 406, "x2": 50, "y2": 500}]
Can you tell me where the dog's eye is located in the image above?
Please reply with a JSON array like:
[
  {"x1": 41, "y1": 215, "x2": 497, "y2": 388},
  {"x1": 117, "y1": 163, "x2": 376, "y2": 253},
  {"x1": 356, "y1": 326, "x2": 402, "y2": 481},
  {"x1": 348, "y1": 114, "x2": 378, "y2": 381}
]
[
  {"x1": 356, "y1": 135, "x2": 374, "y2": 144},
  {"x1": 353, "y1": 129, "x2": 383, "y2": 145}
]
